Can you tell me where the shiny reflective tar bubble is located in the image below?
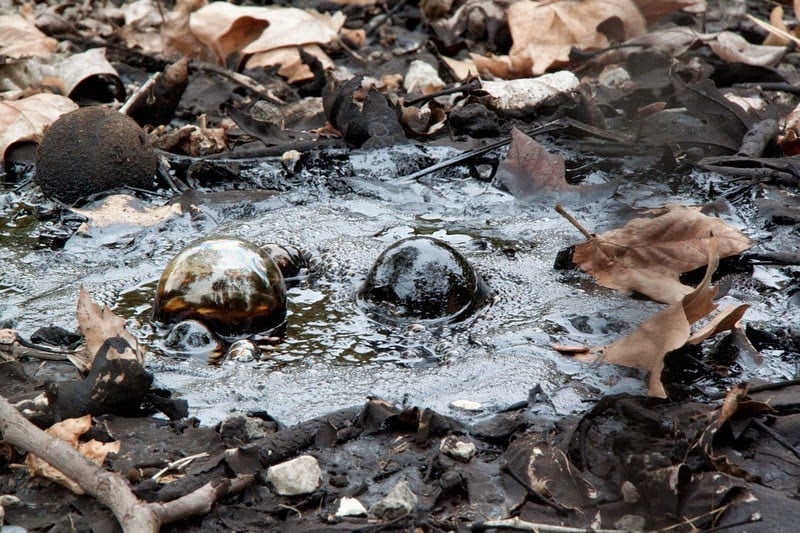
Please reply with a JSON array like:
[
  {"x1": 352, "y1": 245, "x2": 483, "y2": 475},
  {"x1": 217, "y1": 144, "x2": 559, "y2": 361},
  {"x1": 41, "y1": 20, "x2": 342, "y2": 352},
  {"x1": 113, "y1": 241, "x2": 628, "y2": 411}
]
[
  {"x1": 357, "y1": 236, "x2": 491, "y2": 325},
  {"x1": 152, "y1": 236, "x2": 286, "y2": 339}
]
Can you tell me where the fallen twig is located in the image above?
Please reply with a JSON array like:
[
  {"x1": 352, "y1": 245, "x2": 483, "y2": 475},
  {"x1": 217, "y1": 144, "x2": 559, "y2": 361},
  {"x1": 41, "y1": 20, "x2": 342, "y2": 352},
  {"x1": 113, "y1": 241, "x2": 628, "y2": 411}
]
[
  {"x1": 471, "y1": 517, "x2": 624, "y2": 532},
  {"x1": 0, "y1": 394, "x2": 252, "y2": 531},
  {"x1": 399, "y1": 120, "x2": 564, "y2": 183}
]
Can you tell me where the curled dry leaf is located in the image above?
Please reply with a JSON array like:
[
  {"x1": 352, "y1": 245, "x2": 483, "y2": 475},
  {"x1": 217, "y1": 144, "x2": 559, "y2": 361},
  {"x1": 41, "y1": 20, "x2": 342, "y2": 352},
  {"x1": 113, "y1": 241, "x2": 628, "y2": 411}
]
[
  {"x1": 76, "y1": 286, "x2": 144, "y2": 369},
  {"x1": 709, "y1": 31, "x2": 786, "y2": 67},
  {"x1": 571, "y1": 206, "x2": 753, "y2": 304},
  {"x1": 480, "y1": 71, "x2": 580, "y2": 116},
  {"x1": 0, "y1": 94, "x2": 78, "y2": 160},
  {"x1": 507, "y1": 0, "x2": 647, "y2": 75},
  {"x1": 189, "y1": 3, "x2": 344, "y2": 66},
  {"x1": 0, "y1": 48, "x2": 124, "y2": 100},
  {"x1": 24, "y1": 415, "x2": 121, "y2": 494},
  {"x1": 0, "y1": 14, "x2": 57, "y2": 58}
]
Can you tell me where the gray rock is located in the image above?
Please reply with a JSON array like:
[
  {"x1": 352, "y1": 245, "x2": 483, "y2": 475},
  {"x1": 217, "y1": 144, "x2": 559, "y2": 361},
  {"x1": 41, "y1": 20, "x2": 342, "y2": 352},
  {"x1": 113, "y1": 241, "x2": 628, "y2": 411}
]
[
  {"x1": 439, "y1": 435, "x2": 476, "y2": 461},
  {"x1": 266, "y1": 455, "x2": 322, "y2": 496},
  {"x1": 369, "y1": 480, "x2": 418, "y2": 520}
]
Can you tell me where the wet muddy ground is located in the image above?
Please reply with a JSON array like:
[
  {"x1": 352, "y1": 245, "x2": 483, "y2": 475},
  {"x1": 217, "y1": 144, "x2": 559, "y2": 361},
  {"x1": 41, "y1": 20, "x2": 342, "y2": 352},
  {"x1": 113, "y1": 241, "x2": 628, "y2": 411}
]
[{"x1": 1, "y1": 142, "x2": 796, "y2": 426}]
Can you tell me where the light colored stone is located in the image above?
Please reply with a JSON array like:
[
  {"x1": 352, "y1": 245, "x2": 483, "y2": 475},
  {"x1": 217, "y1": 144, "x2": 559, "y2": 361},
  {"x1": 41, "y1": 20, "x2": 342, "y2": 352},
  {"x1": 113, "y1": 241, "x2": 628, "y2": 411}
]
[
  {"x1": 439, "y1": 436, "x2": 476, "y2": 462},
  {"x1": 449, "y1": 399, "x2": 482, "y2": 411},
  {"x1": 266, "y1": 455, "x2": 321, "y2": 496},
  {"x1": 369, "y1": 480, "x2": 418, "y2": 520},
  {"x1": 335, "y1": 496, "x2": 368, "y2": 517}
]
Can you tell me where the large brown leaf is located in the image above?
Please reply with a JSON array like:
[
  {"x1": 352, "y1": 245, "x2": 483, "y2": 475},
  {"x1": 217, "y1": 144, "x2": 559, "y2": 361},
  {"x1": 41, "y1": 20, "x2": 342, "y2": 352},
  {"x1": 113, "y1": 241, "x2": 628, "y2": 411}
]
[
  {"x1": 24, "y1": 415, "x2": 121, "y2": 494},
  {"x1": 572, "y1": 207, "x2": 753, "y2": 304},
  {"x1": 595, "y1": 248, "x2": 719, "y2": 397},
  {"x1": 507, "y1": 0, "x2": 647, "y2": 75},
  {"x1": 76, "y1": 286, "x2": 144, "y2": 371}
]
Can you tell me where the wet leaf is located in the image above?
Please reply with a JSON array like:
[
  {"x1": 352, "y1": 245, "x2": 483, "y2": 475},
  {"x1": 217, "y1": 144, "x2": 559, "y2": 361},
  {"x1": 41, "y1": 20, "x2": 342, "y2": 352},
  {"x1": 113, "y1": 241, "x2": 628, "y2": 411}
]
[
  {"x1": 25, "y1": 415, "x2": 121, "y2": 494},
  {"x1": 0, "y1": 94, "x2": 77, "y2": 160},
  {"x1": 571, "y1": 206, "x2": 753, "y2": 304},
  {"x1": 76, "y1": 286, "x2": 144, "y2": 370},
  {"x1": 72, "y1": 195, "x2": 184, "y2": 231},
  {"x1": 494, "y1": 128, "x2": 571, "y2": 197},
  {"x1": 593, "y1": 248, "x2": 720, "y2": 398}
]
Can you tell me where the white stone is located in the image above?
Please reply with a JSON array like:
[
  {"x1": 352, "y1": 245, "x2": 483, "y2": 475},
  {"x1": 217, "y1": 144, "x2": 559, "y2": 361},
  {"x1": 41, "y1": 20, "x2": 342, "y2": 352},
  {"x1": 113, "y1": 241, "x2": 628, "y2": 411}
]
[
  {"x1": 449, "y1": 399, "x2": 482, "y2": 411},
  {"x1": 439, "y1": 436, "x2": 476, "y2": 461},
  {"x1": 369, "y1": 480, "x2": 418, "y2": 519},
  {"x1": 404, "y1": 60, "x2": 445, "y2": 93},
  {"x1": 335, "y1": 496, "x2": 368, "y2": 517},
  {"x1": 266, "y1": 455, "x2": 322, "y2": 496},
  {"x1": 482, "y1": 71, "x2": 580, "y2": 114}
]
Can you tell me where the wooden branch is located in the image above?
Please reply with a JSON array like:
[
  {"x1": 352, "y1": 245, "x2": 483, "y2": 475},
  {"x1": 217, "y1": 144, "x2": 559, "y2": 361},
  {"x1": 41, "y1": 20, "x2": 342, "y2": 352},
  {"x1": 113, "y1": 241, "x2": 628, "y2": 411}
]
[
  {"x1": 0, "y1": 394, "x2": 252, "y2": 530},
  {"x1": 0, "y1": 394, "x2": 159, "y2": 531}
]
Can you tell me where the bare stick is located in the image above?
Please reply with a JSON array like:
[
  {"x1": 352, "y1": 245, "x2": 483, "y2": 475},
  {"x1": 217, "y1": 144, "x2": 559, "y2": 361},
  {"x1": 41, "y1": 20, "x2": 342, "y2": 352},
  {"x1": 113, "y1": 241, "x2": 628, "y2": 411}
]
[
  {"x1": 0, "y1": 394, "x2": 252, "y2": 531},
  {"x1": 471, "y1": 516, "x2": 624, "y2": 532},
  {"x1": 0, "y1": 394, "x2": 160, "y2": 531},
  {"x1": 555, "y1": 203, "x2": 594, "y2": 239}
]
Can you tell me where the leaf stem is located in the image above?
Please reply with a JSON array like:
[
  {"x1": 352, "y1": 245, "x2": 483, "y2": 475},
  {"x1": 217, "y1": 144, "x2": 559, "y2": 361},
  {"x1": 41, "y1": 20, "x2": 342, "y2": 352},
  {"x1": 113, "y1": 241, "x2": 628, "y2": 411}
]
[{"x1": 555, "y1": 203, "x2": 593, "y2": 239}]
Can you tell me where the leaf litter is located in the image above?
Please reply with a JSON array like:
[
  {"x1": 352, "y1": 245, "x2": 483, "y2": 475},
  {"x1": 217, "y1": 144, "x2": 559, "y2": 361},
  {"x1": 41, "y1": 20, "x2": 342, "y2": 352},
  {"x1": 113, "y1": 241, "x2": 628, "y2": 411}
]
[{"x1": 2, "y1": 0, "x2": 800, "y2": 530}]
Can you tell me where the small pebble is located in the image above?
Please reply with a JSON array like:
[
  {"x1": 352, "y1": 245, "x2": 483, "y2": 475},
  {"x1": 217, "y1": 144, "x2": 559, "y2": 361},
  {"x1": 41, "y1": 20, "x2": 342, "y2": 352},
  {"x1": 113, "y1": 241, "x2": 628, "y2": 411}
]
[
  {"x1": 439, "y1": 436, "x2": 476, "y2": 462},
  {"x1": 449, "y1": 400, "x2": 482, "y2": 411},
  {"x1": 335, "y1": 496, "x2": 368, "y2": 517},
  {"x1": 266, "y1": 455, "x2": 321, "y2": 496}
]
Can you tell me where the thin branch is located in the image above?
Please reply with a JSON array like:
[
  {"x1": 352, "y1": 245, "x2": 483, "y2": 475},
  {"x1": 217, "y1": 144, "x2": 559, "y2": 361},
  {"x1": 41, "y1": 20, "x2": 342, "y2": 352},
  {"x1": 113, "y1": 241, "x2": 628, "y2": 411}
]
[
  {"x1": 0, "y1": 394, "x2": 252, "y2": 531},
  {"x1": 471, "y1": 516, "x2": 624, "y2": 532}
]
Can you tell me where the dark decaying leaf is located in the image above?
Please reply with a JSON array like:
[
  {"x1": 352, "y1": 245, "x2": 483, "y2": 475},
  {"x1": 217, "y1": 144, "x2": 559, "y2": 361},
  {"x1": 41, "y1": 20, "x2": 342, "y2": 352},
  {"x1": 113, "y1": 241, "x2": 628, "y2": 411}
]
[
  {"x1": 361, "y1": 89, "x2": 407, "y2": 149},
  {"x1": 639, "y1": 79, "x2": 758, "y2": 156},
  {"x1": 224, "y1": 103, "x2": 290, "y2": 146},
  {"x1": 323, "y1": 74, "x2": 370, "y2": 146},
  {"x1": 494, "y1": 128, "x2": 618, "y2": 201}
]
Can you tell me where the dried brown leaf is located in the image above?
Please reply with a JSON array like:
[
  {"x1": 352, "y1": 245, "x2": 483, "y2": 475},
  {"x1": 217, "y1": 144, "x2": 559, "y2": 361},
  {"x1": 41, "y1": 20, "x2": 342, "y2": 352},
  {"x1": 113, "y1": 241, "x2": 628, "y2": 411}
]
[
  {"x1": 0, "y1": 14, "x2": 57, "y2": 58},
  {"x1": 599, "y1": 301, "x2": 691, "y2": 398},
  {"x1": 189, "y1": 4, "x2": 344, "y2": 65},
  {"x1": 687, "y1": 304, "x2": 749, "y2": 345},
  {"x1": 572, "y1": 207, "x2": 753, "y2": 304},
  {"x1": 25, "y1": 415, "x2": 121, "y2": 494},
  {"x1": 76, "y1": 286, "x2": 143, "y2": 369},
  {"x1": 0, "y1": 94, "x2": 77, "y2": 160},
  {"x1": 594, "y1": 246, "x2": 719, "y2": 398},
  {"x1": 507, "y1": 0, "x2": 647, "y2": 75}
]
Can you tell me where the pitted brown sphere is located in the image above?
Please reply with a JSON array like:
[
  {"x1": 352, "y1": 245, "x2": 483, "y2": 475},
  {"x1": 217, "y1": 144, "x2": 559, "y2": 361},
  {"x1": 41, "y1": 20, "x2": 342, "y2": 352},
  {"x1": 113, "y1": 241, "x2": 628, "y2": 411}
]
[{"x1": 34, "y1": 106, "x2": 157, "y2": 205}]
